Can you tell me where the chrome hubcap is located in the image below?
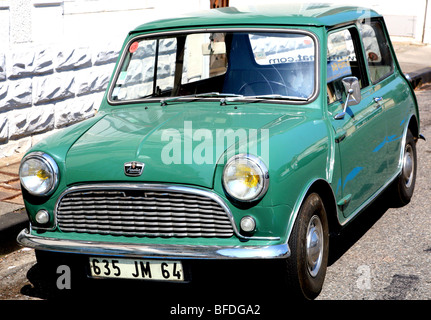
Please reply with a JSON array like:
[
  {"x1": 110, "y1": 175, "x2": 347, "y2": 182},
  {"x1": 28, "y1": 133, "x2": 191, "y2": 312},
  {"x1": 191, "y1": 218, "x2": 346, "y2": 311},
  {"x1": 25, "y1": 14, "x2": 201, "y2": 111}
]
[
  {"x1": 403, "y1": 144, "x2": 414, "y2": 188},
  {"x1": 306, "y1": 215, "x2": 324, "y2": 278}
]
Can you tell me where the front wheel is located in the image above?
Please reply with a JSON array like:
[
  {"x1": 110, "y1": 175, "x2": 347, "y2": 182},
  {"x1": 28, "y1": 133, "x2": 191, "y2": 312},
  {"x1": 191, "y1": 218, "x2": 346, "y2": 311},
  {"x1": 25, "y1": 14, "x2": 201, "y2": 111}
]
[{"x1": 283, "y1": 193, "x2": 329, "y2": 300}]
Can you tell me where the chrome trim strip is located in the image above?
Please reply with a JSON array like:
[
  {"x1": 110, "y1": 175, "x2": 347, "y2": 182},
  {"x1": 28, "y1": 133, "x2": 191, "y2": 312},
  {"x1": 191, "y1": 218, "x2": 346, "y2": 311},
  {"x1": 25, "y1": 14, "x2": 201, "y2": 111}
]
[
  {"x1": 53, "y1": 183, "x2": 280, "y2": 241},
  {"x1": 17, "y1": 229, "x2": 290, "y2": 260}
]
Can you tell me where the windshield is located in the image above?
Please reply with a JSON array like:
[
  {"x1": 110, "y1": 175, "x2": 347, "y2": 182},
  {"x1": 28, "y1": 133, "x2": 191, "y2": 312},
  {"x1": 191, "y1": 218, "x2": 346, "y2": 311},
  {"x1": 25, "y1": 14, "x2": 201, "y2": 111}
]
[{"x1": 109, "y1": 30, "x2": 316, "y2": 103}]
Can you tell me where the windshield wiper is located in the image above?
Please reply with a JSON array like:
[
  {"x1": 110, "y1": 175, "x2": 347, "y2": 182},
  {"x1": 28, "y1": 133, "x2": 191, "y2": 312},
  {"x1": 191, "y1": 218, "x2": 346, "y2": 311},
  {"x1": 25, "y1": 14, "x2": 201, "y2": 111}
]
[
  {"x1": 161, "y1": 92, "x2": 243, "y2": 106},
  {"x1": 220, "y1": 94, "x2": 308, "y2": 105},
  {"x1": 161, "y1": 92, "x2": 307, "y2": 106}
]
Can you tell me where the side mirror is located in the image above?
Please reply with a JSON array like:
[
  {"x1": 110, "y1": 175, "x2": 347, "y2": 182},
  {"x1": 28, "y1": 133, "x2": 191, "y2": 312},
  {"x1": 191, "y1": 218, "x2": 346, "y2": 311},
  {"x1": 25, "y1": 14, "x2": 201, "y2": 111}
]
[{"x1": 334, "y1": 76, "x2": 361, "y2": 120}]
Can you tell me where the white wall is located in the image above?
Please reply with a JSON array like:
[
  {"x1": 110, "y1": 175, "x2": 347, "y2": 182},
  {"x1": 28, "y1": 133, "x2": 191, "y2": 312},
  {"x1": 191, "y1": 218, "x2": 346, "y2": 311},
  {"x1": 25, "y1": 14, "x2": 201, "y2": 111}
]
[
  {"x1": 424, "y1": 1, "x2": 431, "y2": 43},
  {"x1": 231, "y1": 0, "x2": 430, "y2": 43},
  {"x1": 0, "y1": 0, "x2": 209, "y2": 157},
  {"x1": 1, "y1": 0, "x2": 430, "y2": 157}
]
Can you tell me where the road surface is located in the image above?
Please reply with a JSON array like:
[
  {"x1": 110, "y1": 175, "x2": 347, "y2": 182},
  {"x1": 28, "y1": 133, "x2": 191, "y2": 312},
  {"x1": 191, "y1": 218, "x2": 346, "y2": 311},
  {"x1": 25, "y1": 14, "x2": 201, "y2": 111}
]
[{"x1": 1, "y1": 86, "x2": 430, "y2": 303}]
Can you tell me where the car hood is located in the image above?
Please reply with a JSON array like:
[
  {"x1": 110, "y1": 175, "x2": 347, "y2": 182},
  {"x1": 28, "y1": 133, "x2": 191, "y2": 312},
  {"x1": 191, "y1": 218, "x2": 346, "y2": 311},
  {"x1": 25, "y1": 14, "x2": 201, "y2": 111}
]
[{"x1": 65, "y1": 102, "x2": 307, "y2": 188}]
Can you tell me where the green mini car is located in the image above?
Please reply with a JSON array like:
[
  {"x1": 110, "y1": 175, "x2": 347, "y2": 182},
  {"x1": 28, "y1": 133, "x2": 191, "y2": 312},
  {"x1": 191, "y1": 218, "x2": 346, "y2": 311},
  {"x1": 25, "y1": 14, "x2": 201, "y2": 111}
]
[{"x1": 17, "y1": 4, "x2": 423, "y2": 299}]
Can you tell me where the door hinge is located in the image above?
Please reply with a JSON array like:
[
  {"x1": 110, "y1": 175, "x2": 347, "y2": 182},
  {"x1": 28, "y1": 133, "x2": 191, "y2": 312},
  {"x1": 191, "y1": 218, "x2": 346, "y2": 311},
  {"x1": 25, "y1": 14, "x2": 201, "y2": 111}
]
[{"x1": 337, "y1": 194, "x2": 352, "y2": 209}]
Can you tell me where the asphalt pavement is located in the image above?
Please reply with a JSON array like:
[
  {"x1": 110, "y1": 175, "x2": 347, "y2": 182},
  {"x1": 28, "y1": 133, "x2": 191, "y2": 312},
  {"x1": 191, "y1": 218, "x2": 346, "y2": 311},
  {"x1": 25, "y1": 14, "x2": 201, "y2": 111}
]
[{"x1": 0, "y1": 41, "x2": 430, "y2": 242}]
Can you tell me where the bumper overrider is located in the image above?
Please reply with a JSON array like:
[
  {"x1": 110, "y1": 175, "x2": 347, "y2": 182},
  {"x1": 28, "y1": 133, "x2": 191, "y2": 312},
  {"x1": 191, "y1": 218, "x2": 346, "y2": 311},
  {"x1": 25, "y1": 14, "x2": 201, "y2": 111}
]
[{"x1": 17, "y1": 228, "x2": 290, "y2": 259}]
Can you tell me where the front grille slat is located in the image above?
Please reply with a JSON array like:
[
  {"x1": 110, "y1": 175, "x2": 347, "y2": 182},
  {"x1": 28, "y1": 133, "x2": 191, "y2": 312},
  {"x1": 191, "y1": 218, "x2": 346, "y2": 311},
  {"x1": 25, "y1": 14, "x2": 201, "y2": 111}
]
[
  {"x1": 58, "y1": 215, "x2": 233, "y2": 224},
  {"x1": 58, "y1": 216, "x2": 234, "y2": 226},
  {"x1": 58, "y1": 205, "x2": 225, "y2": 214},
  {"x1": 62, "y1": 197, "x2": 219, "y2": 206},
  {"x1": 56, "y1": 188, "x2": 234, "y2": 238}
]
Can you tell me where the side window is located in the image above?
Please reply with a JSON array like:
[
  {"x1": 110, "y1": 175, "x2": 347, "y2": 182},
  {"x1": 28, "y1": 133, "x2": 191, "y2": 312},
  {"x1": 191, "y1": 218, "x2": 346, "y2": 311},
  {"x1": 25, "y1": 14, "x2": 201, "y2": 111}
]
[
  {"x1": 327, "y1": 27, "x2": 366, "y2": 104},
  {"x1": 359, "y1": 21, "x2": 394, "y2": 84}
]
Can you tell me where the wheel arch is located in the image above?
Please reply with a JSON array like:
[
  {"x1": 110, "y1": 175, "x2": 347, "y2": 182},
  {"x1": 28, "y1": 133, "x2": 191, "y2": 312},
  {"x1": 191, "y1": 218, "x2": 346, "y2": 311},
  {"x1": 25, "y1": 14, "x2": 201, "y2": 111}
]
[
  {"x1": 408, "y1": 114, "x2": 419, "y2": 139},
  {"x1": 397, "y1": 114, "x2": 420, "y2": 172},
  {"x1": 306, "y1": 179, "x2": 341, "y2": 236},
  {"x1": 287, "y1": 178, "x2": 340, "y2": 245}
]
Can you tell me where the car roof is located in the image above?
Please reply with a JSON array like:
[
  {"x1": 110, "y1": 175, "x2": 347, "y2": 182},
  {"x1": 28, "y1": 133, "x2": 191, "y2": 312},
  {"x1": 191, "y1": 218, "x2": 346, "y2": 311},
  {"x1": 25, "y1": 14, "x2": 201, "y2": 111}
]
[{"x1": 131, "y1": 3, "x2": 381, "y2": 34}]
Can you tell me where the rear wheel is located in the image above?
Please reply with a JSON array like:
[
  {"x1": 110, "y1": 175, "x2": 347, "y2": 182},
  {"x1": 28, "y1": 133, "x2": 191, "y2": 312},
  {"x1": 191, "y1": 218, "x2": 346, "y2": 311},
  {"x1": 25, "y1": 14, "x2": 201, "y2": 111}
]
[
  {"x1": 392, "y1": 129, "x2": 417, "y2": 206},
  {"x1": 283, "y1": 192, "x2": 329, "y2": 300}
]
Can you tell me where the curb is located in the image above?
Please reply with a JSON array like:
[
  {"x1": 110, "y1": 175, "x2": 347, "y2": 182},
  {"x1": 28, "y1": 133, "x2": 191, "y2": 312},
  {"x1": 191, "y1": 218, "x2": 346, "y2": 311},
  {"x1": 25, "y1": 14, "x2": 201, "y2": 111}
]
[
  {"x1": 0, "y1": 208, "x2": 28, "y2": 242},
  {"x1": 406, "y1": 67, "x2": 431, "y2": 89}
]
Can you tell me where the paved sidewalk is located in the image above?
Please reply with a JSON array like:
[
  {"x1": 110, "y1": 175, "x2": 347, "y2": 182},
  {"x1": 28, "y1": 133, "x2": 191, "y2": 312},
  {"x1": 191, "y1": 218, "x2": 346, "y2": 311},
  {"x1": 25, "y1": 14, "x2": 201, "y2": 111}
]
[
  {"x1": 0, "y1": 154, "x2": 27, "y2": 240},
  {"x1": 393, "y1": 42, "x2": 431, "y2": 89},
  {"x1": 0, "y1": 153, "x2": 24, "y2": 215},
  {"x1": 393, "y1": 42, "x2": 431, "y2": 74},
  {"x1": 0, "y1": 41, "x2": 430, "y2": 241}
]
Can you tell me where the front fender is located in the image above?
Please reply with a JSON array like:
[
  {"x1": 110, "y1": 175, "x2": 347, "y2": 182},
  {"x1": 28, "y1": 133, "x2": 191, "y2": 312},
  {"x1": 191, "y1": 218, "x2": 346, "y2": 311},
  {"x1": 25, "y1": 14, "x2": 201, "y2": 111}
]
[{"x1": 213, "y1": 117, "x2": 336, "y2": 242}]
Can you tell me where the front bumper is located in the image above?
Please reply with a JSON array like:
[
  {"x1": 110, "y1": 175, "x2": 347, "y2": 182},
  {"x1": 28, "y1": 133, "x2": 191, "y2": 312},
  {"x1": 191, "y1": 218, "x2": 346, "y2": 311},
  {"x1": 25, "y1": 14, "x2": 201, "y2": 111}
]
[{"x1": 17, "y1": 228, "x2": 290, "y2": 260}]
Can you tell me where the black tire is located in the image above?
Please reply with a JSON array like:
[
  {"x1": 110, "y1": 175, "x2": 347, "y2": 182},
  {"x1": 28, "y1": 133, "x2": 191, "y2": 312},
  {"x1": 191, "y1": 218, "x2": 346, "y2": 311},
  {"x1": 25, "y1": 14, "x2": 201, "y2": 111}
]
[
  {"x1": 392, "y1": 129, "x2": 417, "y2": 206},
  {"x1": 284, "y1": 193, "x2": 329, "y2": 300}
]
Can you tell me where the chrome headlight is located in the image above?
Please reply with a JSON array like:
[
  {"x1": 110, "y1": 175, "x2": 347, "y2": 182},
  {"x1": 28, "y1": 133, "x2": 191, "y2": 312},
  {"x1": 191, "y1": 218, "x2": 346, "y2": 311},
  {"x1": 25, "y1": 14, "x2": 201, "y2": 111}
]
[
  {"x1": 222, "y1": 154, "x2": 269, "y2": 202},
  {"x1": 19, "y1": 152, "x2": 59, "y2": 196}
]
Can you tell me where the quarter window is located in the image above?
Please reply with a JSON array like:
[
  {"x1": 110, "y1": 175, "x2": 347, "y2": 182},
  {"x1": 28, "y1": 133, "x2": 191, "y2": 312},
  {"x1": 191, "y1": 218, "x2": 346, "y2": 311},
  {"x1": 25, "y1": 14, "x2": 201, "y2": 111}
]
[{"x1": 359, "y1": 21, "x2": 394, "y2": 84}]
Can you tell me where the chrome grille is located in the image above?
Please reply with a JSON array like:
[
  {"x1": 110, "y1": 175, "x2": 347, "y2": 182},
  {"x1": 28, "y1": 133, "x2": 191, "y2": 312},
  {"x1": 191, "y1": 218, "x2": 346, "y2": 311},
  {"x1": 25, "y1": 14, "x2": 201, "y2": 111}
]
[{"x1": 56, "y1": 187, "x2": 234, "y2": 238}]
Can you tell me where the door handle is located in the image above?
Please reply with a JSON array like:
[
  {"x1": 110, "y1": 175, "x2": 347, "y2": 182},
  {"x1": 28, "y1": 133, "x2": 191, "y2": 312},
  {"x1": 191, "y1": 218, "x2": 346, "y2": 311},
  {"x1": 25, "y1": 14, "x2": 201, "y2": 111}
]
[{"x1": 373, "y1": 96, "x2": 383, "y2": 108}]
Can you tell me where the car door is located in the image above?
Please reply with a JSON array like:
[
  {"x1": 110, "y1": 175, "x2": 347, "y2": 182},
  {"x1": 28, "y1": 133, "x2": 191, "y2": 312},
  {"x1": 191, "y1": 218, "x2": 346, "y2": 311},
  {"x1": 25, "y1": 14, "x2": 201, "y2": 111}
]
[
  {"x1": 358, "y1": 19, "x2": 407, "y2": 179},
  {"x1": 327, "y1": 26, "x2": 388, "y2": 219}
]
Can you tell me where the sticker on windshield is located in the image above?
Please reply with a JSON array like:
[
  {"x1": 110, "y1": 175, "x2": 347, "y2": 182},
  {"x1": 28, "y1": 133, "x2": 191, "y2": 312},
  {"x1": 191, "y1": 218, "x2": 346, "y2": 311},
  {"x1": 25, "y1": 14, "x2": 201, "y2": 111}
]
[{"x1": 129, "y1": 41, "x2": 139, "y2": 53}]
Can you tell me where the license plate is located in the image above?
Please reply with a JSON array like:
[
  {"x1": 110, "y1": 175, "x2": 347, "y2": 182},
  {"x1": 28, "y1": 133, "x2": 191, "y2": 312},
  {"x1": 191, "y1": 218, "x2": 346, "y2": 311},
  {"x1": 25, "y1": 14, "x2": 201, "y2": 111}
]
[{"x1": 88, "y1": 257, "x2": 184, "y2": 282}]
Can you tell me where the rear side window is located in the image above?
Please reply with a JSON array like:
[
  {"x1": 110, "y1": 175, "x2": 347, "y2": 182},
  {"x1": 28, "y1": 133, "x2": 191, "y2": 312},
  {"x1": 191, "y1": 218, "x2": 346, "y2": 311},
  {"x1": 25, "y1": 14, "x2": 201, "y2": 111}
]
[{"x1": 359, "y1": 21, "x2": 394, "y2": 84}]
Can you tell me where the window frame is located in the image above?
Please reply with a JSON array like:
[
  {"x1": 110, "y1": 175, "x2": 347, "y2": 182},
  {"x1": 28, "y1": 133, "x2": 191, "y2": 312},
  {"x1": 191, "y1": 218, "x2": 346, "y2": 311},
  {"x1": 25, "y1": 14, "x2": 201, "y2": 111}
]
[
  {"x1": 107, "y1": 28, "x2": 321, "y2": 106},
  {"x1": 358, "y1": 18, "x2": 395, "y2": 85},
  {"x1": 326, "y1": 24, "x2": 370, "y2": 105}
]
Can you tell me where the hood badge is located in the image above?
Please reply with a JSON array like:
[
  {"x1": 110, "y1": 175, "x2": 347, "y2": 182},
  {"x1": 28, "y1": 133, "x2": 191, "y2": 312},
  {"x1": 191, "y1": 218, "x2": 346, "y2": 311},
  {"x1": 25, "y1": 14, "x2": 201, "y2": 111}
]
[{"x1": 124, "y1": 161, "x2": 145, "y2": 177}]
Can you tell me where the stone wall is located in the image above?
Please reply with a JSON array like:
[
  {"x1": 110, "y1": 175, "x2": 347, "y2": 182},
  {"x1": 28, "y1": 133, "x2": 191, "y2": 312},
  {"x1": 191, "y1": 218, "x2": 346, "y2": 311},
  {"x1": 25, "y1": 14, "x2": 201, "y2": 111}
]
[
  {"x1": 0, "y1": 0, "x2": 209, "y2": 158},
  {"x1": 0, "y1": 43, "x2": 119, "y2": 156},
  {"x1": 2, "y1": 0, "x2": 429, "y2": 158}
]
